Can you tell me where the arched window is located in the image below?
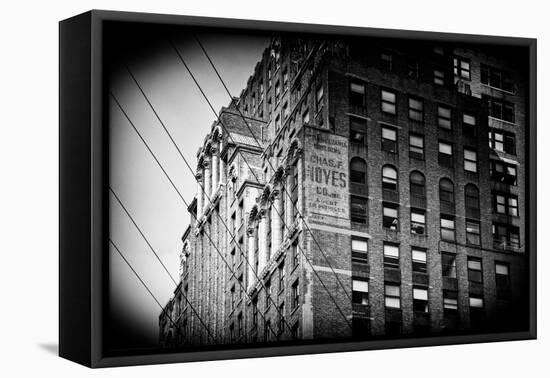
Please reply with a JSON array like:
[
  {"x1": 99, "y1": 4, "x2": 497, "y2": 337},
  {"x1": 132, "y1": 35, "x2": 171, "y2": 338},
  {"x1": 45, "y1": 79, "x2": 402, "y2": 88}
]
[
  {"x1": 439, "y1": 178, "x2": 455, "y2": 204},
  {"x1": 410, "y1": 171, "x2": 426, "y2": 198},
  {"x1": 350, "y1": 157, "x2": 367, "y2": 184},
  {"x1": 382, "y1": 165, "x2": 398, "y2": 191},
  {"x1": 465, "y1": 184, "x2": 480, "y2": 217}
]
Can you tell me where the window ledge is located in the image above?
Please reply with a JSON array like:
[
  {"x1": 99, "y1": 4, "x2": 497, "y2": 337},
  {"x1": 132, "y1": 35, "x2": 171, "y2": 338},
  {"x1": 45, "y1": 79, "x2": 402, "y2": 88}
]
[{"x1": 481, "y1": 83, "x2": 515, "y2": 96}]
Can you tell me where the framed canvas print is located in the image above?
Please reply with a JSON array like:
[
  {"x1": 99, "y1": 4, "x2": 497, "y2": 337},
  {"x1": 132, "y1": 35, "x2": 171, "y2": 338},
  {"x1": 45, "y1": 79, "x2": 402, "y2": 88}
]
[{"x1": 59, "y1": 10, "x2": 537, "y2": 368}]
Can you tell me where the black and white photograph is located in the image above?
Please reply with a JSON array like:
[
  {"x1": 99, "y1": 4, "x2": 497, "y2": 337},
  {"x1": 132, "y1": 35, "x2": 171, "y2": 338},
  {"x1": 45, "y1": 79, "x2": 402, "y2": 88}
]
[
  {"x1": 103, "y1": 19, "x2": 533, "y2": 356},
  {"x1": 6, "y1": 1, "x2": 548, "y2": 376}
]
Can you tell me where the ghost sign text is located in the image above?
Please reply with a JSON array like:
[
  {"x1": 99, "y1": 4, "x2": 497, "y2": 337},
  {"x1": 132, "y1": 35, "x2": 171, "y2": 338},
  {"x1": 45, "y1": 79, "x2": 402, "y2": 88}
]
[{"x1": 304, "y1": 129, "x2": 350, "y2": 225}]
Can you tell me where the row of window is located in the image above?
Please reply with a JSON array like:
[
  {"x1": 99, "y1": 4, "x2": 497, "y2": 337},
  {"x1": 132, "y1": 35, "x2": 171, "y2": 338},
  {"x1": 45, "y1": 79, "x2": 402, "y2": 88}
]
[
  {"x1": 350, "y1": 124, "x2": 519, "y2": 182},
  {"x1": 351, "y1": 163, "x2": 519, "y2": 217},
  {"x1": 354, "y1": 196, "x2": 519, "y2": 247},
  {"x1": 376, "y1": 49, "x2": 451, "y2": 86},
  {"x1": 352, "y1": 243, "x2": 512, "y2": 310},
  {"x1": 349, "y1": 79, "x2": 516, "y2": 126}
]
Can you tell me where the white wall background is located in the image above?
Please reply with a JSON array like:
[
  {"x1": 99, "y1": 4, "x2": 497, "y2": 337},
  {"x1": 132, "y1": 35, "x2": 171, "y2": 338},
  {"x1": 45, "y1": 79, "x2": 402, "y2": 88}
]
[{"x1": 0, "y1": 0, "x2": 546, "y2": 376}]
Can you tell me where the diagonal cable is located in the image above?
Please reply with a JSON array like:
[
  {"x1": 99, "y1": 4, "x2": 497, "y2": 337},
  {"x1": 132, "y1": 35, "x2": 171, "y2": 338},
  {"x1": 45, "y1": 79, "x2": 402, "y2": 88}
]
[
  {"x1": 167, "y1": 40, "x2": 352, "y2": 329},
  {"x1": 109, "y1": 238, "x2": 178, "y2": 331},
  {"x1": 110, "y1": 91, "x2": 283, "y2": 339},
  {"x1": 124, "y1": 64, "x2": 294, "y2": 336},
  {"x1": 193, "y1": 36, "x2": 352, "y2": 302},
  {"x1": 109, "y1": 186, "x2": 217, "y2": 343}
]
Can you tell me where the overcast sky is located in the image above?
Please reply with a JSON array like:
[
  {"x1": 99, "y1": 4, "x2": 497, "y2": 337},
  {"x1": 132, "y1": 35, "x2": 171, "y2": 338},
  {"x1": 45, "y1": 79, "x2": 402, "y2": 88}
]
[{"x1": 108, "y1": 29, "x2": 269, "y2": 351}]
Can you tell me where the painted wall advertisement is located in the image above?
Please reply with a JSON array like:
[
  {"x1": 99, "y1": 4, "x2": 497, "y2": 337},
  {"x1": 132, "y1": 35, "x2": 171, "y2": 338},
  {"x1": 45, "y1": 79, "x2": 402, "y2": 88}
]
[{"x1": 304, "y1": 128, "x2": 350, "y2": 227}]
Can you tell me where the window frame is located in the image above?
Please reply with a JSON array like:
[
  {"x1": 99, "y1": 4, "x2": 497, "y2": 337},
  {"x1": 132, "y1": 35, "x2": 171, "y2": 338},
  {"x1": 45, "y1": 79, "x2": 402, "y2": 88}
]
[
  {"x1": 463, "y1": 148, "x2": 478, "y2": 173},
  {"x1": 382, "y1": 126, "x2": 398, "y2": 153},
  {"x1": 408, "y1": 96, "x2": 424, "y2": 122},
  {"x1": 381, "y1": 89, "x2": 397, "y2": 115},
  {"x1": 383, "y1": 202, "x2": 399, "y2": 230}
]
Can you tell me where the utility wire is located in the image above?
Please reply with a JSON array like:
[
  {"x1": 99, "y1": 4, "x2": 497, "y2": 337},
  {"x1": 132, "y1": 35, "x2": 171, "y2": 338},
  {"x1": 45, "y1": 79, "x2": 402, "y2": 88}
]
[
  {"x1": 167, "y1": 39, "x2": 352, "y2": 329},
  {"x1": 110, "y1": 91, "x2": 283, "y2": 340},
  {"x1": 109, "y1": 238, "x2": 178, "y2": 330},
  {"x1": 109, "y1": 186, "x2": 217, "y2": 343},
  {"x1": 193, "y1": 36, "x2": 353, "y2": 302},
  {"x1": 124, "y1": 64, "x2": 295, "y2": 336}
]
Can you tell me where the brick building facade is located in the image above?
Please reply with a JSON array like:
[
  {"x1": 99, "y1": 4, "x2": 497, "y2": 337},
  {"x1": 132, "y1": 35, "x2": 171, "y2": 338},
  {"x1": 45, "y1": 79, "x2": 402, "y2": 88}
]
[{"x1": 159, "y1": 36, "x2": 529, "y2": 347}]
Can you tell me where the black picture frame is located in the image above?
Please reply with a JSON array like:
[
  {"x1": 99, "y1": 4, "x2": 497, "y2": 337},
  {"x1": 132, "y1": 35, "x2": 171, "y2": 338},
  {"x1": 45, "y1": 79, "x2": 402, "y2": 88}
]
[{"x1": 59, "y1": 9, "x2": 537, "y2": 368}]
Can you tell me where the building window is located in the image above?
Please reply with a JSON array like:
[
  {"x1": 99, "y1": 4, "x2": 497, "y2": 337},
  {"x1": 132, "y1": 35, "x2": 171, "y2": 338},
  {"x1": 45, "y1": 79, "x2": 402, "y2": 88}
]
[
  {"x1": 409, "y1": 134, "x2": 424, "y2": 160},
  {"x1": 439, "y1": 178, "x2": 455, "y2": 206},
  {"x1": 463, "y1": 148, "x2": 478, "y2": 173},
  {"x1": 440, "y1": 214, "x2": 456, "y2": 241},
  {"x1": 238, "y1": 275, "x2": 243, "y2": 301},
  {"x1": 292, "y1": 240, "x2": 299, "y2": 268},
  {"x1": 252, "y1": 298, "x2": 258, "y2": 328},
  {"x1": 316, "y1": 83, "x2": 324, "y2": 112},
  {"x1": 490, "y1": 160, "x2": 517, "y2": 185},
  {"x1": 291, "y1": 321, "x2": 300, "y2": 339},
  {"x1": 275, "y1": 114, "x2": 281, "y2": 131},
  {"x1": 412, "y1": 248, "x2": 427, "y2": 274},
  {"x1": 302, "y1": 107, "x2": 310, "y2": 124},
  {"x1": 495, "y1": 262, "x2": 511, "y2": 299},
  {"x1": 350, "y1": 116, "x2": 367, "y2": 145},
  {"x1": 352, "y1": 279, "x2": 369, "y2": 305},
  {"x1": 381, "y1": 90, "x2": 396, "y2": 115},
  {"x1": 382, "y1": 126, "x2": 397, "y2": 153},
  {"x1": 229, "y1": 323, "x2": 235, "y2": 342},
  {"x1": 413, "y1": 287, "x2": 429, "y2": 313},
  {"x1": 278, "y1": 302, "x2": 285, "y2": 333},
  {"x1": 384, "y1": 284, "x2": 401, "y2": 309},
  {"x1": 349, "y1": 81, "x2": 366, "y2": 109},
  {"x1": 278, "y1": 261, "x2": 285, "y2": 294},
  {"x1": 351, "y1": 196, "x2": 368, "y2": 224},
  {"x1": 383, "y1": 203, "x2": 399, "y2": 230},
  {"x1": 467, "y1": 258, "x2": 483, "y2": 285},
  {"x1": 383, "y1": 242, "x2": 400, "y2": 269},
  {"x1": 441, "y1": 252, "x2": 457, "y2": 278},
  {"x1": 410, "y1": 171, "x2": 426, "y2": 200},
  {"x1": 237, "y1": 312, "x2": 243, "y2": 339},
  {"x1": 469, "y1": 296, "x2": 485, "y2": 327},
  {"x1": 434, "y1": 69, "x2": 445, "y2": 85},
  {"x1": 443, "y1": 290, "x2": 458, "y2": 313},
  {"x1": 465, "y1": 184, "x2": 480, "y2": 218},
  {"x1": 380, "y1": 52, "x2": 393, "y2": 71},
  {"x1": 350, "y1": 157, "x2": 367, "y2": 184},
  {"x1": 275, "y1": 81, "x2": 281, "y2": 103},
  {"x1": 291, "y1": 162, "x2": 299, "y2": 222},
  {"x1": 411, "y1": 209, "x2": 426, "y2": 235},
  {"x1": 494, "y1": 192, "x2": 519, "y2": 216},
  {"x1": 259, "y1": 80, "x2": 264, "y2": 100},
  {"x1": 292, "y1": 280, "x2": 300, "y2": 310},
  {"x1": 438, "y1": 141, "x2": 453, "y2": 168},
  {"x1": 493, "y1": 223, "x2": 520, "y2": 249},
  {"x1": 487, "y1": 97, "x2": 515, "y2": 123},
  {"x1": 453, "y1": 56, "x2": 471, "y2": 80},
  {"x1": 265, "y1": 320, "x2": 272, "y2": 342},
  {"x1": 382, "y1": 165, "x2": 398, "y2": 191},
  {"x1": 407, "y1": 59, "x2": 420, "y2": 79},
  {"x1": 265, "y1": 280, "x2": 272, "y2": 309},
  {"x1": 283, "y1": 101, "x2": 289, "y2": 119},
  {"x1": 489, "y1": 129, "x2": 516, "y2": 155},
  {"x1": 463, "y1": 113, "x2": 477, "y2": 138},
  {"x1": 408, "y1": 97, "x2": 424, "y2": 122},
  {"x1": 481, "y1": 64, "x2": 514, "y2": 92},
  {"x1": 230, "y1": 285, "x2": 236, "y2": 311},
  {"x1": 466, "y1": 220, "x2": 481, "y2": 245},
  {"x1": 437, "y1": 105, "x2": 452, "y2": 130},
  {"x1": 283, "y1": 68, "x2": 289, "y2": 91},
  {"x1": 351, "y1": 237, "x2": 368, "y2": 264}
]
